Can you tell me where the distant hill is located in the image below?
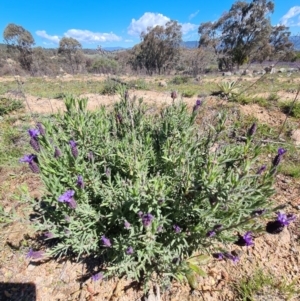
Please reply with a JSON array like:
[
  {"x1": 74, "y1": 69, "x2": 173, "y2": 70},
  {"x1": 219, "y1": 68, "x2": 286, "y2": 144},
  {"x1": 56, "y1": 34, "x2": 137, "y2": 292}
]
[
  {"x1": 290, "y1": 36, "x2": 300, "y2": 50},
  {"x1": 182, "y1": 41, "x2": 198, "y2": 49}
]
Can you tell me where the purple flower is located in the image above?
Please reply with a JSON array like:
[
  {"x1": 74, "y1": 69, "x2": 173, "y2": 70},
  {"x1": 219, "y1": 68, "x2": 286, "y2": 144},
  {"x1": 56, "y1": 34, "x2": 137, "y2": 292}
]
[
  {"x1": 213, "y1": 252, "x2": 239, "y2": 263},
  {"x1": 28, "y1": 129, "x2": 40, "y2": 139},
  {"x1": 19, "y1": 154, "x2": 40, "y2": 173},
  {"x1": 173, "y1": 225, "x2": 181, "y2": 233},
  {"x1": 91, "y1": 272, "x2": 103, "y2": 282},
  {"x1": 101, "y1": 235, "x2": 111, "y2": 247},
  {"x1": 88, "y1": 151, "x2": 94, "y2": 161},
  {"x1": 141, "y1": 213, "x2": 154, "y2": 227},
  {"x1": 206, "y1": 230, "x2": 216, "y2": 237},
  {"x1": 126, "y1": 246, "x2": 134, "y2": 255},
  {"x1": 58, "y1": 190, "x2": 77, "y2": 209},
  {"x1": 277, "y1": 212, "x2": 296, "y2": 226},
  {"x1": 171, "y1": 91, "x2": 177, "y2": 100},
  {"x1": 124, "y1": 221, "x2": 131, "y2": 229},
  {"x1": 223, "y1": 252, "x2": 239, "y2": 263},
  {"x1": 44, "y1": 232, "x2": 54, "y2": 239},
  {"x1": 76, "y1": 175, "x2": 84, "y2": 189},
  {"x1": 124, "y1": 90, "x2": 129, "y2": 101},
  {"x1": 138, "y1": 211, "x2": 143, "y2": 218},
  {"x1": 236, "y1": 231, "x2": 254, "y2": 247},
  {"x1": 193, "y1": 99, "x2": 202, "y2": 113},
  {"x1": 117, "y1": 113, "x2": 123, "y2": 124},
  {"x1": 54, "y1": 147, "x2": 62, "y2": 158},
  {"x1": 26, "y1": 248, "x2": 44, "y2": 260},
  {"x1": 206, "y1": 224, "x2": 223, "y2": 237},
  {"x1": 212, "y1": 252, "x2": 224, "y2": 260},
  {"x1": 272, "y1": 148, "x2": 287, "y2": 168},
  {"x1": 69, "y1": 140, "x2": 78, "y2": 158},
  {"x1": 157, "y1": 225, "x2": 163, "y2": 233},
  {"x1": 36, "y1": 123, "x2": 45, "y2": 136},
  {"x1": 247, "y1": 123, "x2": 257, "y2": 137},
  {"x1": 257, "y1": 165, "x2": 266, "y2": 175},
  {"x1": 266, "y1": 212, "x2": 296, "y2": 234},
  {"x1": 64, "y1": 215, "x2": 70, "y2": 222},
  {"x1": 28, "y1": 128, "x2": 41, "y2": 152}
]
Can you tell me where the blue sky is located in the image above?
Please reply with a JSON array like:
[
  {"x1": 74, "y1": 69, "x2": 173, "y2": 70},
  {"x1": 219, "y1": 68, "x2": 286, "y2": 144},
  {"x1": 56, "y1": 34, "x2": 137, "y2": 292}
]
[{"x1": 1, "y1": 0, "x2": 300, "y2": 48}]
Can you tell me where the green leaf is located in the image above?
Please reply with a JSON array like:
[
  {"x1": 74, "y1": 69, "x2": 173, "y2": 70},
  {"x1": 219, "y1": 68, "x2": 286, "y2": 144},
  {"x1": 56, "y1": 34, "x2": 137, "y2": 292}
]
[
  {"x1": 185, "y1": 269, "x2": 198, "y2": 289},
  {"x1": 188, "y1": 263, "x2": 207, "y2": 277}
]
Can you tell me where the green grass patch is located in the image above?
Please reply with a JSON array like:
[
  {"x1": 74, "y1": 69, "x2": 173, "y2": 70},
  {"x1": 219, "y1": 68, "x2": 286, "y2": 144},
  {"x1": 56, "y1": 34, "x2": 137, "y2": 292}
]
[
  {"x1": 0, "y1": 97, "x2": 24, "y2": 116},
  {"x1": 279, "y1": 101, "x2": 300, "y2": 118},
  {"x1": 234, "y1": 269, "x2": 300, "y2": 301}
]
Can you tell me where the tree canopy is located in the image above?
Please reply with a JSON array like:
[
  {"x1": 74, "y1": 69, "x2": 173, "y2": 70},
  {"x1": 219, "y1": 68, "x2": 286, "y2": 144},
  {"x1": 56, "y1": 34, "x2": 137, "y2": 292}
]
[
  {"x1": 3, "y1": 23, "x2": 35, "y2": 71},
  {"x1": 198, "y1": 0, "x2": 294, "y2": 70},
  {"x1": 129, "y1": 20, "x2": 182, "y2": 75}
]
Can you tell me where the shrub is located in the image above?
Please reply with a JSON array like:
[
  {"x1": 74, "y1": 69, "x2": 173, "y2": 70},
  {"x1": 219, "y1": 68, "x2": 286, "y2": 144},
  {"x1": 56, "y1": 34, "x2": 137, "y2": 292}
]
[
  {"x1": 181, "y1": 89, "x2": 196, "y2": 98},
  {"x1": 170, "y1": 75, "x2": 190, "y2": 85},
  {"x1": 25, "y1": 88, "x2": 280, "y2": 289},
  {"x1": 100, "y1": 78, "x2": 122, "y2": 95},
  {"x1": 0, "y1": 97, "x2": 24, "y2": 116},
  {"x1": 279, "y1": 101, "x2": 300, "y2": 118}
]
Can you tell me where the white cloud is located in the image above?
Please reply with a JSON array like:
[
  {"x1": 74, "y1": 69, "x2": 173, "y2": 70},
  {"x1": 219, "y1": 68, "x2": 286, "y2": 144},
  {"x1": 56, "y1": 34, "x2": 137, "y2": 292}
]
[
  {"x1": 128, "y1": 12, "x2": 198, "y2": 37},
  {"x1": 36, "y1": 30, "x2": 60, "y2": 43},
  {"x1": 128, "y1": 12, "x2": 170, "y2": 36},
  {"x1": 181, "y1": 23, "x2": 198, "y2": 35},
  {"x1": 64, "y1": 29, "x2": 122, "y2": 43},
  {"x1": 280, "y1": 6, "x2": 300, "y2": 26},
  {"x1": 125, "y1": 39, "x2": 134, "y2": 43},
  {"x1": 189, "y1": 10, "x2": 199, "y2": 20}
]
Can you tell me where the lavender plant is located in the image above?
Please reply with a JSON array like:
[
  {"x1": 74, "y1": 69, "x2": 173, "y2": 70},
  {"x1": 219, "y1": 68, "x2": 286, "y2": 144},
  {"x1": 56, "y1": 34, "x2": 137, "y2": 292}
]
[{"x1": 25, "y1": 87, "x2": 286, "y2": 288}]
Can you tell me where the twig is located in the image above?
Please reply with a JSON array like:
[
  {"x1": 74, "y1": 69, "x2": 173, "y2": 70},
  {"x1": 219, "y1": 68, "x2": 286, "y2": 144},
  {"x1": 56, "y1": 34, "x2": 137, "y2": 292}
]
[{"x1": 277, "y1": 85, "x2": 300, "y2": 139}]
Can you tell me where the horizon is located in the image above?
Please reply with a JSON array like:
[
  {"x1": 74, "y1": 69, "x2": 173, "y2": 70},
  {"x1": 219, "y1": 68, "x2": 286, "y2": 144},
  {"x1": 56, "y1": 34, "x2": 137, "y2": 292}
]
[{"x1": 1, "y1": 0, "x2": 300, "y2": 49}]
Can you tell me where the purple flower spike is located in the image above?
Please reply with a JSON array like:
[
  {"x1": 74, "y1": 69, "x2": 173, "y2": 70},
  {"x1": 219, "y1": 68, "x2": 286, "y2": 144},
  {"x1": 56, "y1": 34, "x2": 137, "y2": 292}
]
[
  {"x1": 257, "y1": 165, "x2": 266, "y2": 175},
  {"x1": 20, "y1": 154, "x2": 40, "y2": 173},
  {"x1": 69, "y1": 140, "x2": 78, "y2": 158},
  {"x1": 157, "y1": 225, "x2": 163, "y2": 232},
  {"x1": 272, "y1": 148, "x2": 287, "y2": 168},
  {"x1": 58, "y1": 190, "x2": 77, "y2": 209},
  {"x1": 28, "y1": 129, "x2": 40, "y2": 139},
  {"x1": 278, "y1": 148, "x2": 287, "y2": 156},
  {"x1": 77, "y1": 175, "x2": 84, "y2": 189},
  {"x1": 126, "y1": 246, "x2": 134, "y2": 255},
  {"x1": 26, "y1": 248, "x2": 44, "y2": 260},
  {"x1": 236, "y1": 231, "x2": 254, "y2": 247},
  {"x1": 138, "y1": 211, "x2": 143, "y2": 218},
  {"x1": 173, "y1": 225, "x2": 181, "y2": 233},
  {"x1": 277, "y1": 212, "x2": 296, "y2": 226},
  {"x1": 266, "y1": 212, "x2": 296, "y2": 234},
  {"x1": 171, "y1": 91, "x2": 177, "y2": 100},
  {"x1": 124, "y1": 221, "x2": 131, "y2": 229},
  {"x1": 193, "y1": 99, "x2": 202, "y2": 113},
  {"x1": 224, "y1": 252, "x2": 239, "y2": 263},
  {"x1": 142, "y1": 213, "x2": 154, "y2": 227},
  {"x1": 247, "y1": 123, "x2": 257, "y2": 137},
  {"x1": 36, "y1": 123, "x2": 45, "y2": 136},
  {"x1": 212, "y1": 252, "x2": 224, "y2": 260},
  {"x1": 54, "y1": 147, "x2": 62, "y2": 158},
  {"x1": 206, "y1": 230, "x2": 216, "y2": 237},
  {"x1": 91, "y1": 272, "x2": 103, "y2": 282},
  {"x1": 101, "y1": 235, "x2": 111, "y2": 247}
]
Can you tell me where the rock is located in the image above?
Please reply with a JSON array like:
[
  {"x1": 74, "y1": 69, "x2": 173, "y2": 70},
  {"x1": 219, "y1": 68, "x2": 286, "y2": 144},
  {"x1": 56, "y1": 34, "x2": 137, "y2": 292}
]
[
  {"x1": 291, "y1": 129, "x2": 300, "y2": 145},
  {"x1": 278, "y1": 68, "x2": 287, "y2": 73},
  {"x1": 222, "y1": 71, "x2": 232, "y2": 76},
  {"x1": 242, "y1": 69, "x2": 250, "y2": 75},
  {"x1": 158, "y1": 81, "x2": 167, "y2": 87}
]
